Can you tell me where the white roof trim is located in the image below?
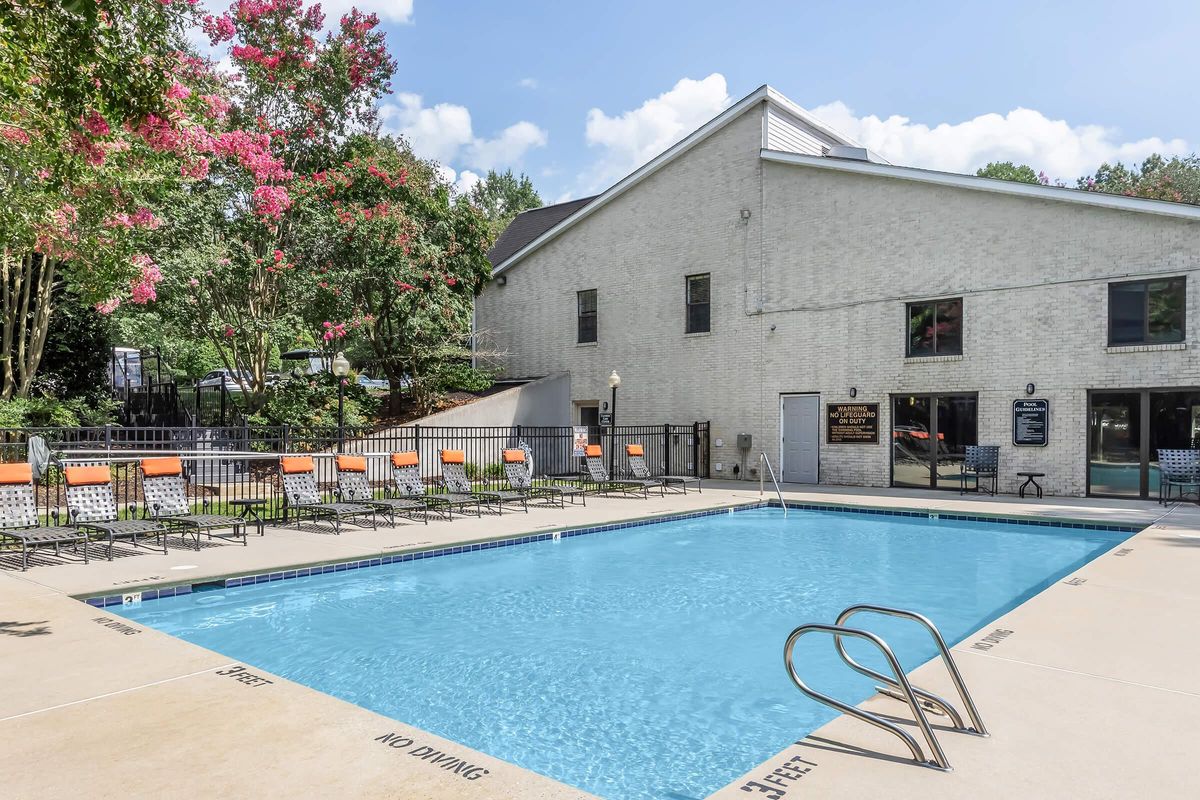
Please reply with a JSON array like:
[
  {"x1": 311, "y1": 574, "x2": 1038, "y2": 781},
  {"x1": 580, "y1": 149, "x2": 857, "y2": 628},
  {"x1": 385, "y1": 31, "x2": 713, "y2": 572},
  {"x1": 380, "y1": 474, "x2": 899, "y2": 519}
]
[
  {"x1": 761, "y1": 149, "x2": 1200, "y2": 222},
  {"x1": 492, "y1": 85, "x2": 857, "y2": 275}
]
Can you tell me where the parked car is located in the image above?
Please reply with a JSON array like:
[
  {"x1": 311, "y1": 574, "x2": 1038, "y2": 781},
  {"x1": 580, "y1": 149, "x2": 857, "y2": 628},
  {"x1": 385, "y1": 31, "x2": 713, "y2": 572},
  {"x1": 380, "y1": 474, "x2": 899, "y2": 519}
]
[
  {"x1": 198, "y1": 369, "x2": 252, "y2": 391},
  {"x1": 356, "y1": 374, "x2": 390, "y2": 391}
]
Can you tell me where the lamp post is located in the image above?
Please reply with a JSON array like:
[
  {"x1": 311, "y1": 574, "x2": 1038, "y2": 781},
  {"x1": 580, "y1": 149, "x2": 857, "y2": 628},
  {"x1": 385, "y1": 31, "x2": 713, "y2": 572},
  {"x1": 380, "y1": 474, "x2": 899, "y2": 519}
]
[
  {"x1": 607, "y1": 370, "x2": 621, "y2": 473},
  {"x1": 332, "y1": 351, "x2": 351, "y2": 453}
]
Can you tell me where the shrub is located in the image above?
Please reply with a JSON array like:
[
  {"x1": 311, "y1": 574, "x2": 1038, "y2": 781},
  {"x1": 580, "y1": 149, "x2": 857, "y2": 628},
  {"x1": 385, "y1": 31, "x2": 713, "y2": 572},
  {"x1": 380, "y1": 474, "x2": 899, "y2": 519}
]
[
  {"x1": 247, "y1": 373, "x2": 380, "y2": 440},
  {"x1": 0, "y1": 395, "x2": 119, "y2": 428}
]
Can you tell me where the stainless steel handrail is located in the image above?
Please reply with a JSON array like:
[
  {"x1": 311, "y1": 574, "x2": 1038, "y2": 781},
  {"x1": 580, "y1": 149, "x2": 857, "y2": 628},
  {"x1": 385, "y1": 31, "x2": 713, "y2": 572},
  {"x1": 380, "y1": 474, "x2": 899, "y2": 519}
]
[
  {"x1": 759, "y1": 452, "x2": 788, "y2": 517},
  {"x1": 834, "y1": 604, "x2": 988, "y2": 737},
  {"x1": 784, "y1": 622, "x2": 952, "y2": 770}
]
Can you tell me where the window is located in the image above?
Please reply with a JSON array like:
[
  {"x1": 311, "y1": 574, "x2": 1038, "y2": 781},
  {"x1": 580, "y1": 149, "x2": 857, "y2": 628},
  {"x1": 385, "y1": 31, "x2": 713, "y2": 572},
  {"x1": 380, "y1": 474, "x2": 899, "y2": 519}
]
[
  {"x1": 907, "y1": 298, "x2": 963, "y2": 357},
  {"x1": 577, "y1": 289, "x2": 597, "y2": 343},
  {"x1": 1108, "y1": 278, "x2": 1185, "y2": 345},
  {"x1": 686, "y1": 273, "x2": 711, "y2": 334}
]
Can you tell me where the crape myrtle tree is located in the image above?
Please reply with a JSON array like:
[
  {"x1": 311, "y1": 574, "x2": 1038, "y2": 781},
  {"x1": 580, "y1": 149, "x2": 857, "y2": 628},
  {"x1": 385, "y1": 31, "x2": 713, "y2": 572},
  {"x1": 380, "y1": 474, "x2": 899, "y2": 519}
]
[
  {"x1": 160, "y1": 0, "x2": 395, "y2": 408},
  {"x1": 1078, "y1": 154, "x2": 1200, "y2": 205},
  {"x1": 468, "y1": 169, "x2": 542, "y2": 241},
  {"x1": 292, "y1": 135, "x2": 493, "y2": 414},
  {"x1": 0, "y1": 0, "x2": 201, "y2": 399}
]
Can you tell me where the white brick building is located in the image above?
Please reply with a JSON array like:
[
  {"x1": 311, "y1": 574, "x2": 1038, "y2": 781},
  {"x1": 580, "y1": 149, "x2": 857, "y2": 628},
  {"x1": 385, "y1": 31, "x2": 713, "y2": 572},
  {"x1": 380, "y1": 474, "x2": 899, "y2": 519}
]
[{"x1": 475, "y1": 86, "x2": 1200, "y2": 498}]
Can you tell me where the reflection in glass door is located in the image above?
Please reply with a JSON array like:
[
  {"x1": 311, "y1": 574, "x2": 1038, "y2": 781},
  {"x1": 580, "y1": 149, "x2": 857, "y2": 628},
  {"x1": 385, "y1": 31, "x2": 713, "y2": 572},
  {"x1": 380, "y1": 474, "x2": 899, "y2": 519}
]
[
  {"x1": 891, "y1": 394, "x2": 978, "y2": 489},
  {"x1": 1088, "y1": 393, "x2": 1142, "y2": 497}
]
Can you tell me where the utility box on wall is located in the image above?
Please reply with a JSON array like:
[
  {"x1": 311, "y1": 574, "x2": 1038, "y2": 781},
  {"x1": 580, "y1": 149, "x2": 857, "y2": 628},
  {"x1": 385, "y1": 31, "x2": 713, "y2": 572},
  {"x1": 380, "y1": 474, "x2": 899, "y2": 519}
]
[{"x1": 737, "y1": 433, "x2": 753, "y2": 450}]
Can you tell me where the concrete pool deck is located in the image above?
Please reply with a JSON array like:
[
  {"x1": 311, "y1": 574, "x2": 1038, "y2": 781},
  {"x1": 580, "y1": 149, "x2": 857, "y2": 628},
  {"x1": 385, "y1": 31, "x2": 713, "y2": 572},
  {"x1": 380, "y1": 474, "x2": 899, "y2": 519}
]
[{"x1": 1, "y1": 483, "x2": 1196, "y2": 798}]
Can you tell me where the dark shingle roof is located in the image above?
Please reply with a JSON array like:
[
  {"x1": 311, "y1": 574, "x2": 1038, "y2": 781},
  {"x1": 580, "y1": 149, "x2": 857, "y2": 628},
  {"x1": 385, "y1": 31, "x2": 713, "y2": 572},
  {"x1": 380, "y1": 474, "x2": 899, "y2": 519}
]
[{"x1": 486, "y1": 196, "x2": 597, "y2": 269}]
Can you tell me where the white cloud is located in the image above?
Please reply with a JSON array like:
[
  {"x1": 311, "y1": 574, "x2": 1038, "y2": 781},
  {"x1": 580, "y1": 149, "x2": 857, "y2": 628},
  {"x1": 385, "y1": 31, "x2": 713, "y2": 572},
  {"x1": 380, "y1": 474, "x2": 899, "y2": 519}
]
[
  {"x1": 320, "y1": 1, "x2": 414, "y2": 26},
  {"x1": 435, "y1": 164, "x2": 483, "y2": 196},
  {"x1": 810, "y1": 101, "x2": 1190, "y2": 181},
  {"x1": 518, "y1": 78, "x2": 539, "y2": 90},
  {"x1": 581, "y1": 73, "x2": 732, "y2": 191},
  {"x1": 380, "y1": 93, "x2": 547, "y2": 173}
]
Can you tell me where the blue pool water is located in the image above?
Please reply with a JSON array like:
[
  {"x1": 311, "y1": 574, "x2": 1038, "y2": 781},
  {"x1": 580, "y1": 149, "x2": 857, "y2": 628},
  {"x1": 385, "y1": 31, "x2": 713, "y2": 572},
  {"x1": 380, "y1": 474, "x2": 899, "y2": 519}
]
[{"x1": 117, "y1": 508, "x2": 1129, "y2": 799}]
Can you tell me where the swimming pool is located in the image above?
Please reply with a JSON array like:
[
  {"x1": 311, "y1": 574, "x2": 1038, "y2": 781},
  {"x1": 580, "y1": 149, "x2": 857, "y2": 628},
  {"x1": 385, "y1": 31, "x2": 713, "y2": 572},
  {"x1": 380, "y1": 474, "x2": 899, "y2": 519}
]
[{"x1": 117, "y1": 507, "x2": 1131, "y2": 799}]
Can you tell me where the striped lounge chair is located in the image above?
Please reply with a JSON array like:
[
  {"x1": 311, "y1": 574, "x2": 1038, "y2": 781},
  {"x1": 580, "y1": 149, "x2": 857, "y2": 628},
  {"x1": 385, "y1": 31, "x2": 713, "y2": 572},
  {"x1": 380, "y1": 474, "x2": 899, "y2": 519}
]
[
  {"x1": 625, "y1": 444, "x2": 702, "y2": 493},
  {"x1": 583, "y1": 444, "x2": 662, "y2": 497},
  {"x1": 502, "y1": 448, "x2": 585, "y2": 507},
  {"x1": 140, "y1": 457, "x2": 248, "y2": 549},
  {"x1": 65, "y1": 464, "x2": 169, "y2": 559},
  {"x1": 0, "y1": 462, "x2": 89, "y2": 570}
]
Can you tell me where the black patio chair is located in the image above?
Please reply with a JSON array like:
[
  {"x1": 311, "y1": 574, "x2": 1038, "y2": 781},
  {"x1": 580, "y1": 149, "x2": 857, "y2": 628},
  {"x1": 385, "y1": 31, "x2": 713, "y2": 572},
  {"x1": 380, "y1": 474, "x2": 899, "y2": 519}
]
[{"x1": 959, "y1": 445, "x2": 999, "y2": 496}]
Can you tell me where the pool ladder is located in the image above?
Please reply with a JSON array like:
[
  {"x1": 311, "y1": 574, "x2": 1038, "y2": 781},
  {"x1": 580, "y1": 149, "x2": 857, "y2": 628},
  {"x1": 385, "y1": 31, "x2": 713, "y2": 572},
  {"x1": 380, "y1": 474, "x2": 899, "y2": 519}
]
[{"x1": 783, "y1": 604, "x2": 988, "y2": 771}]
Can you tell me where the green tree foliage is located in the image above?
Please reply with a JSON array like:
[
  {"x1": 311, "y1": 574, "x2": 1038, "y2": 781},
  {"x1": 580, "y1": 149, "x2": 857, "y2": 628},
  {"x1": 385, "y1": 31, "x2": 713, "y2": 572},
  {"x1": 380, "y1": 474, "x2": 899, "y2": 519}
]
[
  {"x1": 976, "y1": 161, "x2": 1043, "y2": 184},
  {"x1": 0, "y1": 2, "x2": 201, "y2": 399},
  {"x1": 467, "y1": 169, "x2": 542, "y2": 241},
  {"x1": 1078, "y1": 154, "x2": 1200, "y2": 205},
  {"x1": 248, "y1": 372, "x2": 379, "y2": 442},
  {"x1": 291, "y1": 135, "x2": 494, "y2": 414}
]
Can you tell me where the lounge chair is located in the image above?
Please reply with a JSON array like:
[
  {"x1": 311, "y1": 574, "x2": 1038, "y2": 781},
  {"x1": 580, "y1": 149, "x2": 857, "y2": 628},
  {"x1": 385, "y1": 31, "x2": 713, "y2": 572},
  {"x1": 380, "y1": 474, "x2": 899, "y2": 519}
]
[
  {"x1": 279, "y1": 456, "x2": 376, "y2": 533},
  {"x1": 0, "y1": 462, "x2": 89, "y2": 570},
  {"x1": 65, "y1": 464, "x2": 168, "y2": 559},
  {"x1": 334, "y1": 454, "x2": 428, "y2": 524},
  {"x1": 440, "y1": 449, "x2": 528, "y2": 513},
  {"x1": 389, "y1": 451, "x2": 481, "y2": 518},
  {"x1": 625, "y1": 444, "x2": 702, "y2": 493},
  {"x1": 583, "y1": 444, "x2": 663, "y2": 497},
  {"x1": 140, "y1": 457, "x2": 248, "y2": 549},
  {"x1": 502, "y1": 448, "x2": 585, "y2": 507}
]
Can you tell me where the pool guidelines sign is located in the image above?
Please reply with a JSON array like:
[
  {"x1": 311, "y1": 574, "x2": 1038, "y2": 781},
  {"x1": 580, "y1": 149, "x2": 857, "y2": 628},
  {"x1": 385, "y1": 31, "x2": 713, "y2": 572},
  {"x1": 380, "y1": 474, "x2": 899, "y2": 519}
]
[{"x1": 1013, "y1": 399, "x2": 1049, "y2": 446}]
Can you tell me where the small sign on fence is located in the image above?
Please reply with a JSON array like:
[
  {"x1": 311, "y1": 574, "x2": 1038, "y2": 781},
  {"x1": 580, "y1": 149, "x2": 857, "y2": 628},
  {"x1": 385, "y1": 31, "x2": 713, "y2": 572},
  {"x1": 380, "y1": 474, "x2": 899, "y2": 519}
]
[{"x1": 572, "y1": 426, "x2": 589, "y2": 457}]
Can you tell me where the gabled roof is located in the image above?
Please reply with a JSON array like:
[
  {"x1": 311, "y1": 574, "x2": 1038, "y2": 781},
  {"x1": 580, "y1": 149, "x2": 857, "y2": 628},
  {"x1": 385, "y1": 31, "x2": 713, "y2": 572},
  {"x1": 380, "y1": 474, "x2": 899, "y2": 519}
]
[
  {"x1": 760, "y1": 149, "x2": 1200, "y2": 222},
  {"x1": 490, "y1": 84, "x2": 861, "y2": 275},
  {"x1": 486, "y1": 196, "x2": 597, "y2": 268}
]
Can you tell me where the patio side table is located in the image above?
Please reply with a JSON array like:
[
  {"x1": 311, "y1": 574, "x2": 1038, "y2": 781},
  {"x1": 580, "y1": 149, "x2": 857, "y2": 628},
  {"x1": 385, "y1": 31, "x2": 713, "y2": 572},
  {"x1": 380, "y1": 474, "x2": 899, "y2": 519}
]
[
  {"x1": 228, "y1": 498, "x2": 269, "y2": 536},
  {"x1": 1017, "y1": 472, "x2": 1044, "y2": 499}
]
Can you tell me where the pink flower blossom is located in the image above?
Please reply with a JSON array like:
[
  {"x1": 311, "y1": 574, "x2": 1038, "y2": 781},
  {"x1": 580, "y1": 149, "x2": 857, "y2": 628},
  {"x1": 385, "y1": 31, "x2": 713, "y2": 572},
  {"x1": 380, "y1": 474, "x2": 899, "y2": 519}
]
[
  {"x1": 1, "y1": 126, "x2": 31, "y2": 145},
  {"x1": 188, "y1": 277, "x2": 200, "y2": 287},
  {"x1": 82, "y1": 111, "x2": 110, "y2": 137},
  {"x1": 201, "y1": 94, "x2": 231, "y2": 119},
  {"x1": 224, "y1": 325, "x2": 235, "y2": 338},
  {"x1": 252, "y1": 184, "x2": 292, "y2": 220},
  {"x1": 166, "y1": 82, "x2": 191, "y2": 100},
  {"x1": 181, "y1": 156, "x2": 209, "y2": 180},
  {"x1": 202, "y1": 13, "x2": 236, "y2": 44},
  {"x1": 95, "y1": 298, "x2": 121, "y2": 314},
  {"x1": 129, "y1": 255, "x2": 163, "y2": 304}
]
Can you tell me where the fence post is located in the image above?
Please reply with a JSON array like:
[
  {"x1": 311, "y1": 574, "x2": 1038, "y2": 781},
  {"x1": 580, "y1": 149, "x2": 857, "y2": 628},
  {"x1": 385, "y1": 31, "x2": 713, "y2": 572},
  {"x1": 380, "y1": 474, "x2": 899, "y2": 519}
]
[
  {"x1": 691, "y1": 421, "x2": 699, "y2": 478},
  {"x1": 664, "y1": 423, "x2": 671, "y2": 473},
  {"x1": 282, "y1": 424, "x2": 290, "y2": 453},
  {"x1": 414, "y1": 424, "x2": 422, "y2": 483}
]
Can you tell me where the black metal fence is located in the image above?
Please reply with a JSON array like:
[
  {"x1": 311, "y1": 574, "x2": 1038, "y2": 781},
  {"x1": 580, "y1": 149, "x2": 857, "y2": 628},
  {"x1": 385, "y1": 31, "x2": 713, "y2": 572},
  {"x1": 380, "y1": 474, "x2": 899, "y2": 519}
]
[{"x1": 0, "y1": 421, "x2": 710, "y2": 523}]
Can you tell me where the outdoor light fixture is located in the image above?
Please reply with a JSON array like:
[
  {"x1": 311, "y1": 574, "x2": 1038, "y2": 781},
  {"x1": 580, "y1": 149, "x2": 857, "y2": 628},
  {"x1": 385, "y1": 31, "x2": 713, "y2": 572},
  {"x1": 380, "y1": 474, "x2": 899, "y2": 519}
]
[
  {"x1": 1026, "y1": 383, "x2": 1036, "y2": 395},
  {"x1": 496, "y1": 275, "x2": 507, "y2": 286},
  {"x1": 607, "y1": 370, "x2": 621, "y2": 473},
  {"x1": 849, "y1": 387, "x2": 858, "y2": 398},
  {"x1": 333, "y1": 351, "x2": 350, "y2": 453}
]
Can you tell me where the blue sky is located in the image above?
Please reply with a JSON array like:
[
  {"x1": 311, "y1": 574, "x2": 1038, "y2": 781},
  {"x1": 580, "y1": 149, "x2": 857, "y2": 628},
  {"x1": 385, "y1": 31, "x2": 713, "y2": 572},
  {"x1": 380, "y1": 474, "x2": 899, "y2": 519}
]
[{"x1": 322, "y1": 1, "x2": 1196, "y2": 201}]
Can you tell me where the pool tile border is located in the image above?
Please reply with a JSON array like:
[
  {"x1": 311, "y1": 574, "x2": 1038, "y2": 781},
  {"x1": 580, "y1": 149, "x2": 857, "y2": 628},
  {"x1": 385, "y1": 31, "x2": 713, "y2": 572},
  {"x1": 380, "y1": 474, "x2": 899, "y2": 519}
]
[{"x1": 82, "y1": 499, "x2": 1141, "y2": 608}]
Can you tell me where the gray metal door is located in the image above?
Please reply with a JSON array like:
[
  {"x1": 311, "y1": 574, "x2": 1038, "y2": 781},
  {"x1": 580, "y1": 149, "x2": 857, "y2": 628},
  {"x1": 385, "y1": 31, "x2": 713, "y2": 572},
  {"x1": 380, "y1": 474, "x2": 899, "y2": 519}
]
[{"x1": 781, "y1": 395, "x2": 819, "y2": 483}]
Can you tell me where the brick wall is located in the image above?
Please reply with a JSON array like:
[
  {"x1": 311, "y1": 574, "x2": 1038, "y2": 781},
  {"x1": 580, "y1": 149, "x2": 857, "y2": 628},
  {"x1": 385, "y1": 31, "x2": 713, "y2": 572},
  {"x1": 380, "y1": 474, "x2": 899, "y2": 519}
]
[{"x1": 476, "y1": 101, "x2": 1200, "y2": 496}]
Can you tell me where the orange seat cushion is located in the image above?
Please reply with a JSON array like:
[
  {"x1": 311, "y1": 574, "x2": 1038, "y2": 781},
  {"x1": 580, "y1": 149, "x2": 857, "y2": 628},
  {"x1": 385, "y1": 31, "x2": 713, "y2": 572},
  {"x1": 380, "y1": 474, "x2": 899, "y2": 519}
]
[
  {"x1": 584, "y1": 444, "x2": 602, "y2": 457},
  {"x1": 336, "y1": 454, "x2": 367, "y2": 472},
  {"x1": 64, "y1": 465, "x2": 112, "y2": 486},
  {"x1": 441, "y1": 450, "x2": 466, "y2": 464},
  {"x1": 391, "y1": 451, "x2": 419, "y2": 468},
  {"x1": 280, "y1": 456, "x2": 315, "y2": 474},
  {"x1": 141, "y1": 457, "x2": 183, "y2": 477},
  {"x1": 502, "y1": 449, "x2": 526, "y2": 463},
  {"x1": 0, "y1": 462, "x2": 32, "y2": 485},
  {"x1": 625, "y1": 444, "x2": 644, "y2": 457}
]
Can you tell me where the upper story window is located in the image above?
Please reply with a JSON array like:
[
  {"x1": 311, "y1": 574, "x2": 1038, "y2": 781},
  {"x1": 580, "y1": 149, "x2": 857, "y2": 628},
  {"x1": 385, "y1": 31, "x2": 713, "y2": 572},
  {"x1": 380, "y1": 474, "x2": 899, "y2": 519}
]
[
  {"x1": 1108, "y1": 277, "x2": 1185, "y2": 345},
  {"x1": 907, "y1": 298, "x2": 963, "y2": 357},
  {"x1": 686, "y1": 273, "x2": 711, "y2": 334},
  {"x1": 577, "y1": 289, "x2": 597, "y2": 343}
]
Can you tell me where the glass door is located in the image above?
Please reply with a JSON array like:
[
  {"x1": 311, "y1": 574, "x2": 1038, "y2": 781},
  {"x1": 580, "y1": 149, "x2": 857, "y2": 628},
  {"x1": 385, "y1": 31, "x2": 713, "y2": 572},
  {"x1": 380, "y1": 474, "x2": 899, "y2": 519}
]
[
  {"x1": 892, "y1": 396, "x2": 934, "y2": 488},
  {"x1": 892, "y1": 394, "x2": 978, "y2": 489},
  {"x1": 1088, "y1": 393, "x2": 1143, "y2": 497}
]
